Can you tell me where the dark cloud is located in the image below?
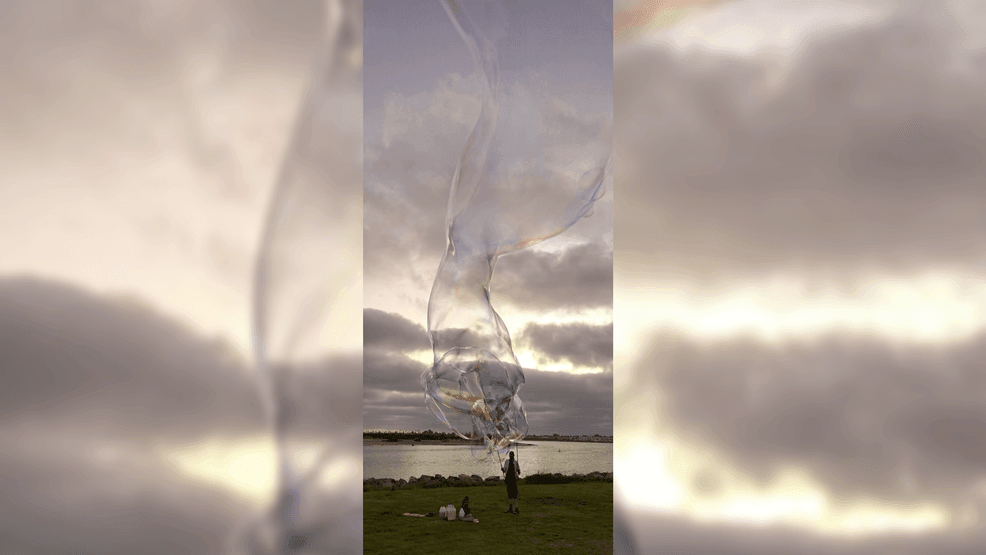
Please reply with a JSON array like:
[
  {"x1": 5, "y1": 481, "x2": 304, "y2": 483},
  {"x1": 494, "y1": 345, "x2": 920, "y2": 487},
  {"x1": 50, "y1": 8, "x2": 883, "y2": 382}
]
[
  {"x1": 632, "y1": 328, "x2": 986, "y2": 507},
  {"x1": 621, "y1": 511, "x2": 986, "y2": 555},
  {"x1": 361, "y1": 349, "x2": 433, "y2": 430},
  {"x1": 363, "y1": 308, "x2": 430, "y2": 352},
  {"x1": 521, "y1": 367, "x2": 613, "y2": 436},
  {"x1": 518, "y1": 321, "x2": 613, "y2": 368},
  {"x1": 269, "y1": 354, "x2": 363, "y2": 437},
  {"x1": 0, "y1": 277, "x2": 263, "y2": 436},
  {"x1": 363, "y1": 347, "x2": 612, "y2": 435},
  {"x1": 0, "y1": 277, "x2": 266, "y2": 553},
  {"x1": 0, "y1": 277, "x2": 364, "y2": 553},
  {"x1": 496, "y1": 242, "x2": 613, "y2": 311},
  {"x1": 614, "y1": 2, "x2": 986, "y2": 279},
  {"x1": 363, "y1": 350, "x2": 429, "y2": 399}
]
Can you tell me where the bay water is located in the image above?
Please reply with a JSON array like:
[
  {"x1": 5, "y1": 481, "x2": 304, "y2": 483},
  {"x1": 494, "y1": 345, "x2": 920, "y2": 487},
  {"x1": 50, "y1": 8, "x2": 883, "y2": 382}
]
[{"x1": 363, "y1": 440, "x2": 613, "y2": 481}]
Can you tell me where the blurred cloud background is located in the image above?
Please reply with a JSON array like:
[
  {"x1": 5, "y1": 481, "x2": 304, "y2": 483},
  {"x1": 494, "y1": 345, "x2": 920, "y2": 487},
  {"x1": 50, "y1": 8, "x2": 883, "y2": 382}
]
[
  {"x1": 615, "y1": 0, "x2": 986, "y2": 553},
  {"x1": 0, "y1": 0, "x2": 361, "y2": 553}
]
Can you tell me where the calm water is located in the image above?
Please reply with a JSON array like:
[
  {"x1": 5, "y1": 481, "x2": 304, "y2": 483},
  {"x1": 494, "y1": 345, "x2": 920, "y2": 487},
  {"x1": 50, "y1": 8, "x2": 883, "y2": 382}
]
[{"x1": 363, "y1": 441, "x2": 612, "y2": 480}]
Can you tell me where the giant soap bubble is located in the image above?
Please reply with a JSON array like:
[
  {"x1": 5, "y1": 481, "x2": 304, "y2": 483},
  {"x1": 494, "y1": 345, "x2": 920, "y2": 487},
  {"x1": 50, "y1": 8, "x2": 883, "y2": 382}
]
[{"x1": 422, "y1": 0, "x2": 612, "y2": 458}]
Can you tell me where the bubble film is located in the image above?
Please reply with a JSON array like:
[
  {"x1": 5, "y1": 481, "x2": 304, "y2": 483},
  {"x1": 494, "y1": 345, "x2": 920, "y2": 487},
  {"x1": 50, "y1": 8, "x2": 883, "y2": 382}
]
[
  {"x1": 422, "y1": 0, "x2": 612, "y2": 458},
  {"x1": 234, "y1": 0, "x2": 363, "y2": 553}
]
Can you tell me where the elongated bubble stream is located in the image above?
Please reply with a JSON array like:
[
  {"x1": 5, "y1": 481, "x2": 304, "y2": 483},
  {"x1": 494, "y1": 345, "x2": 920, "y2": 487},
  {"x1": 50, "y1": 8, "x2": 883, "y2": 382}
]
[
  {"x1": 234, "y1": 1, "x2": 362, "y2": 553},
  {"x1": 424, "y1": 0, "x2": 612, "y2": 459}
]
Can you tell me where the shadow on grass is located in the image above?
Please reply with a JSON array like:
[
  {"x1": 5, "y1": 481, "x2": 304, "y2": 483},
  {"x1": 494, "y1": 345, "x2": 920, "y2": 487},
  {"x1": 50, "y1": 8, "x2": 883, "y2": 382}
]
[{"x1": 364, "y1": 482, "x2": 613, "y2": 554}]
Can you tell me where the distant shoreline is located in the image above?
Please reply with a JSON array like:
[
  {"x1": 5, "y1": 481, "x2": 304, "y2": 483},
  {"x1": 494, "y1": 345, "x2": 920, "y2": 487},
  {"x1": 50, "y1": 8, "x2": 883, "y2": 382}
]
[
  {"x1": 364, "y1": 470, "x2": 614, "y2": 490},
  {"x1": 364, "y1": 439, "x2": 538, "y2": 447}
]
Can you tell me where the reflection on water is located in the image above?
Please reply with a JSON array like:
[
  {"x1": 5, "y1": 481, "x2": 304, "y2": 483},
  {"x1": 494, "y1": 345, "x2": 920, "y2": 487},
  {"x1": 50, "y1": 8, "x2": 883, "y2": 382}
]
[{"x1": 364, "y1": 441, "x2": 613, "y2": 481}]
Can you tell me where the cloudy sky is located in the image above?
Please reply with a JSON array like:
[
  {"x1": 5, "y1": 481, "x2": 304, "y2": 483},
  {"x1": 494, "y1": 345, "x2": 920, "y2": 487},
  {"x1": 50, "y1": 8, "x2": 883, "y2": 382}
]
[
  {"x1": 0, "y1": 0, "x2": 327, "y2": 360},
  {"x1": 363, "y1": 0, "x2": 614, "y2": 437},
  {"x1": 614, "y1": 0, "x2": 986, "y2": 552},
  {"x1": 0, "y1": 1, "x2": 362, "y2": 553}
]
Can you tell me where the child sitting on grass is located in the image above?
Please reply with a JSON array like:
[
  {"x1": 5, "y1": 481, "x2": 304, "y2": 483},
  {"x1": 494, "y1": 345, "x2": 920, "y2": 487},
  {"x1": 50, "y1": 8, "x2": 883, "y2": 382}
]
[{"x1": 459, "y1": 496, "x2": 473, "y2": 520}]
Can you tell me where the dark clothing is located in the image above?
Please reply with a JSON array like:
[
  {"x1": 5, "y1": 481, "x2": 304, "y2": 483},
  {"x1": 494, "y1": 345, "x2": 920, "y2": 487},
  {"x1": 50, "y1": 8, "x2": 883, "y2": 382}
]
[{"x1": 503, "y1": 459, "x2": 520, "y2": 498}]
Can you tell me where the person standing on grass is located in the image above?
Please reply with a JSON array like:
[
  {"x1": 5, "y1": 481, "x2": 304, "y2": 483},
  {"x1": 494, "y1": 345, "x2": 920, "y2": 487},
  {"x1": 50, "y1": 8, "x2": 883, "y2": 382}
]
[{"x1": 501, "y1": 450, "x2": 521, "y2": 514}]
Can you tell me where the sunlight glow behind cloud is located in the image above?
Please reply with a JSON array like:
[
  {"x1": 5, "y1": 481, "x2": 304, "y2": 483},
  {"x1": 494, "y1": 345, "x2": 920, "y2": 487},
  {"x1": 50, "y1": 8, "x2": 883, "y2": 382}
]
[
  {"x1": 160, "y1": 437, "x2": 276, "y2": 505},
  {"x1": 614, "y1": 271, "x2": 984, "y2": 536},
  {"x1": 618, "y1": 271, "x2": 986, "y2": 346},
  {"x1": 161, "y1": 436, "x2": 363, "y2": 512},
  {"x1": 617, "y1": 430, "x2": 954, "y2": 537}
]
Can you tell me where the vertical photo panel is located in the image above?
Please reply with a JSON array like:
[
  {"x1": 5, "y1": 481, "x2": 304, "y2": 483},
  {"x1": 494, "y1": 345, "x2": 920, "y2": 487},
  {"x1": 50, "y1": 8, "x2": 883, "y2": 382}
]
[
  {"x1": 363, "y1": 1, "x2": 614, "y2": 552},
  {"x1": 615, "y1": 0, "x2": 986, "y2": 553},
  {"x1": 0, "y1": 1, "x2": 363, "y2": 554}
]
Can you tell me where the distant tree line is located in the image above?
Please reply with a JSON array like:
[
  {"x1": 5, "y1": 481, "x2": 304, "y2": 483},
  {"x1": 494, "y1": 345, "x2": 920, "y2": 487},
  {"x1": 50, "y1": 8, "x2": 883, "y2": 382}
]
[
  {"x1": 363, "y1": 430, "x2": 467, "y2": 442},
  {"x1": 363, "y1": 430, "x2": 612, "y2": 443},
  {"x1": 526, "y1": 433, "x2": 612, "y2": 443}
]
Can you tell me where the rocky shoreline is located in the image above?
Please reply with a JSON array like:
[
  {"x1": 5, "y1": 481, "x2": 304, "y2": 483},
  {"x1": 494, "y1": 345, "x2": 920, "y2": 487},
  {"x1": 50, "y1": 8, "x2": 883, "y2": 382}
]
[
  {"x1": 364, "y1": 471, "x2": 613, "y2": 491},
  {"x1": 363, "y1": 439, "x2": 536, "y2": 446}
]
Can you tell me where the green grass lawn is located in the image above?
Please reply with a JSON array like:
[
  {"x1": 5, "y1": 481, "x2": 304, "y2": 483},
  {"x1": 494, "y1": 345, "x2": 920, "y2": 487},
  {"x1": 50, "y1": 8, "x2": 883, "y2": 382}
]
[{"x1": 363, "y1": 482, "x2": 613, "y2": 554}]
